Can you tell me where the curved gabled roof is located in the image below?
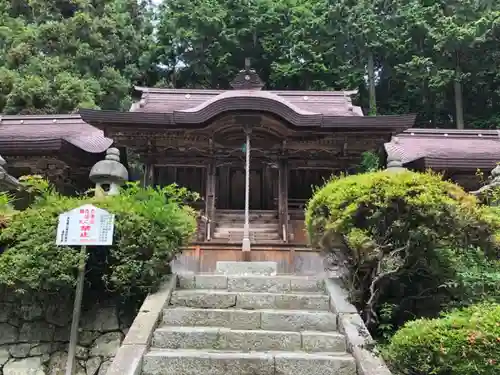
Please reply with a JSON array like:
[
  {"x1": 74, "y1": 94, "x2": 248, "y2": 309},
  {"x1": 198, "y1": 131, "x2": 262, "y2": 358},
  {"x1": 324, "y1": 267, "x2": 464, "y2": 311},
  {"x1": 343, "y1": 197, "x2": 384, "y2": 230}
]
[
  {"x1": 80, "y1": 86, "x2": 414, "y2": 132},
  {"x1": 172, "y1": 90, "x2": 323, "y2": 126},
  {"x1": 133, "y1": 86, "x2": 364, "y2": 117}
]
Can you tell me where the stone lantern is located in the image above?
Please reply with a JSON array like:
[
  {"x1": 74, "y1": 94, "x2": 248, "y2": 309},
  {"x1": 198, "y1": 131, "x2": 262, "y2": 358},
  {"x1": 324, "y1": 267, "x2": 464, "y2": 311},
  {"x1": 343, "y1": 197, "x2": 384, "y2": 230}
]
[
  {"x1": 89, "y1": 148, "x2": 128, "y2": 196},
  {"x1": 0, "y1": 155, "x2": 21, "y2": 191},
  {"x1": 385, "y1": 137, "x2": 407, "y2": 173},
  {"x1": 470, "y1": 164, "x2": 500, "y2": 197},
  {"x1": 385, "y1": 154, "x2": 407, "y2": 173}
]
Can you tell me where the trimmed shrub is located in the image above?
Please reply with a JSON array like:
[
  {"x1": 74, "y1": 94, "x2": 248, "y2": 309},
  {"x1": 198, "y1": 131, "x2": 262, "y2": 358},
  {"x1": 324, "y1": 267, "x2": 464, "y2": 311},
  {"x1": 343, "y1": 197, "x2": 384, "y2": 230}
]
[
  {"x1": 305, "y1": 171, "x2": 500, "y2": 331},
  {"x1": 446, "y1": 246, "x2": 500, "y2": 307},
  {"x1": 0, "y1": 192, "x2": 14, "y2": 229},
  {"x1": 0, "y1": 178, "x2": 197, "y2": 299},
  {"x1": 383, "y1": 303, "x2": 500, "y2": 375}
]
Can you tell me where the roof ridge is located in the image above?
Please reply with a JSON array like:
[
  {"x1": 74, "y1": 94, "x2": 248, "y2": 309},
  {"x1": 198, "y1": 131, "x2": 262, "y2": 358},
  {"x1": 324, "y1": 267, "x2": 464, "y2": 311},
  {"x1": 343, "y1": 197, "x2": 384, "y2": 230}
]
[
  {"x1": 134, "y1": 85, "x2": 358, "y2": 96},
  {"x1": 0, "y1": 114, "x2": 81, "y2": 120},
  {"x1": 403, "y1": 128, "x2": 499, "y2": 136}
]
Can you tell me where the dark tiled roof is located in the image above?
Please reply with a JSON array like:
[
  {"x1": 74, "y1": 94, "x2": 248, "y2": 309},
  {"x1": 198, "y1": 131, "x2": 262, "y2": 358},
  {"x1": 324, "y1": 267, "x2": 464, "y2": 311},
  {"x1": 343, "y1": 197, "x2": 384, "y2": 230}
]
[
  {"x1": 385, "y1": 128, "x2": 500, "y2": 169},
  {"x1": 0, "y1": 114, "x2": 112, "y2": 155},
  {"x1": 81, "y1": 86, "x2": 414, "y2": 132},
  {"x1": 80, "y1": 108, "x2": 415, "y2": 133}
]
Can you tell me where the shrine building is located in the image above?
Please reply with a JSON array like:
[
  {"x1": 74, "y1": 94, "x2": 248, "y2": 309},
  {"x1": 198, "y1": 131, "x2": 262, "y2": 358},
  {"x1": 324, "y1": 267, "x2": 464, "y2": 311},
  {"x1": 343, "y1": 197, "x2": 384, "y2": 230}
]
[{"x1": 1, "y1": 66, "x2": 500, "y2": 255}]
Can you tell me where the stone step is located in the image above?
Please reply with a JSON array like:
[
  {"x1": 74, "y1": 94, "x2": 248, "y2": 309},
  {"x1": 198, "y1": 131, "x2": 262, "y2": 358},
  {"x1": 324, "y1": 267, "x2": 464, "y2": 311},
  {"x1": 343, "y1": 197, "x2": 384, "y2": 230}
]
[
  {"x1": 216, "y1": 214, "x2": 277, "y2": 219},
  {"x1": 212, "y1": 234, "x2": 282, "y2": 242},
  {"x1": 216, "y1": 221, "x2": 278, "y2": 227},
  {"x1": 169, "y1": 290, "x2": 330, "y2": 310},
  {"x1": 163, "y1": 308, "x2": 338, "y2": 332},
  {"x1": 215, "y1": 231, "x2": 281, "y2": 237},
  {"x1": 209, "y1": 238, "x2": 285, "y2": 244},
  {"x1": 180, "y1": 274, "x2": 325, "y2": 293},
  {"x1": 250, "y1": 234, "x2": 281, "y2": 240},
  {"x1": 216, "y1": 234, "x2": 282, "y2": 241},
  {"x1": 215, "y1": 233, "x2": 281, "y2": 240},
  {"x1": 216, "y1": 214, "x2": 277, "y2": 221},
  {"x1": 215, "y1": 226, "x2": 279, "y2": 233},
  {"x1": 152, "y1": 326, "x2": 347, "y2": 352},
  {"x1": 217, "y1": 261, "x2": 277, "y2": 275},
  {"x1": 142, "y1": 349, "x2": 356, "y2": 375},
  {"x1": 217, "y1": 221, "x2": 279, "y2": 226}
]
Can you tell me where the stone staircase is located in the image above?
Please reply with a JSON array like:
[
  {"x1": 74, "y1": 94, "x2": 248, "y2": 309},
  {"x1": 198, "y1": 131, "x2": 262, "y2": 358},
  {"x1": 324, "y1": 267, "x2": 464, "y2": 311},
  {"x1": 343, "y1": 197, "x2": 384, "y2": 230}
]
[
  {"x1": 140, "y1": 263, "x2": 356, "y2": 375},
  {"x1": 212, "y1": 210, "x2": 282, "y2": 243}
]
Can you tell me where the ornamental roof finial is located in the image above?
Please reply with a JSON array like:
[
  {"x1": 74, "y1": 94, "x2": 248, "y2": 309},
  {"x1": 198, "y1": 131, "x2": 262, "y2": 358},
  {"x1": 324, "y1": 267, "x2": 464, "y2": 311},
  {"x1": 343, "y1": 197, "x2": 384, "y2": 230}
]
[{"x1": 230, "y1": 57, "x2": 264, "y2": 90}]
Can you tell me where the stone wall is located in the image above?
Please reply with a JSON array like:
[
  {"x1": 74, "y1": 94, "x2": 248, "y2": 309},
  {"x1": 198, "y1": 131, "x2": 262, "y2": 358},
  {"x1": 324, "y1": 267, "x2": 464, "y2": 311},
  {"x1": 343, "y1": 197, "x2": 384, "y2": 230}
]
[{"x1": 0, "y1": 293, "x2": 133, "y2": 375}]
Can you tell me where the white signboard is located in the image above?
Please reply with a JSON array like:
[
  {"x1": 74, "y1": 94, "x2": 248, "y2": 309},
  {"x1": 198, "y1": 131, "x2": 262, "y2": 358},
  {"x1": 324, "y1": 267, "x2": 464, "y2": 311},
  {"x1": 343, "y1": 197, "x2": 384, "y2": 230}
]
[{"x1": 56, "y1": 204, "x2": 115, "y2": 246}]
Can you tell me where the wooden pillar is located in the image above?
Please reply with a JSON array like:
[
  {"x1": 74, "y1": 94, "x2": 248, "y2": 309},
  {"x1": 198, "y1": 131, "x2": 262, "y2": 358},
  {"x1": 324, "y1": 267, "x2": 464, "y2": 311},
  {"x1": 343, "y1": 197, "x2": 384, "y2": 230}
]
[
  {"x1": 264, "y1": 164, "x2": 272, "y2": 210},
  {"x1": 205, "y1": 160, "x2": 216, "y2": 241},
  {"x1": 242, "y1": 129, "x2": 251, "y2": 252},
  {"x1": 143, "y1": 163, "x2": 154, "y2": 187},
  {"x1": 283, "y1": 160, "x2": 289, "y2": 243},
  {"x1": 278, "y1": 162, "x2": 284, "y2": 238},
  {"x1": 221, "y1": 166, "x2": 230, "y2": 209},
  {"x1": 278, "y1": 159, "x2": 289, "y2": 242}
]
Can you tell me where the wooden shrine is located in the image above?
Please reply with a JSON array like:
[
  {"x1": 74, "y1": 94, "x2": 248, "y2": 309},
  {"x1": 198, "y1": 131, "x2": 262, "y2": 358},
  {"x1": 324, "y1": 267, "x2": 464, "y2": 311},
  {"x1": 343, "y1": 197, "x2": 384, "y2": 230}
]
[{"x1": 79, "y1": 66, "x2": 415, "y2": 248}]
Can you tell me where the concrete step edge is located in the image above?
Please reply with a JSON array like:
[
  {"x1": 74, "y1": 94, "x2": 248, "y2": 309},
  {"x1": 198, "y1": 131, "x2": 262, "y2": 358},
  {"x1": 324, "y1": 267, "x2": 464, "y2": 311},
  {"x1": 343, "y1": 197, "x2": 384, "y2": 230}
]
[
  {"x1": 178, "y1": 274, "x2": 326, "y2": 293},
  {"x1": 142, "y1": 350, "x2": 356, "y2": 375},
  {"x1": 145, "y1": 348, "x2": 353, "y2": 359},
  {"x1": 169, "y1": 290, "x2": 330, "y2": 311},
  {"x1": 163, "y1": 307, "x2": 334, "y2": 313},
  {"x1": 155, "y1": 326, "x2": 345, "y2": 336},
  {"x1": 172, "y1": 290, "x2": 327, "y2": 296},
  {"x1": 161, "y1": 307, "x2": 338, "y2": 331}
]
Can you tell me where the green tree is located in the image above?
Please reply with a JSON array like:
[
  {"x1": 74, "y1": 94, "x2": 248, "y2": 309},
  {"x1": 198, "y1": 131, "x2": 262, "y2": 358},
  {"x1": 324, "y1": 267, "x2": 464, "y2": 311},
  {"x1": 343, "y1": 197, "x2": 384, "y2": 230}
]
[
  {"x1": 0, "y1": 0, "x2": 155, "y2": 114},
  {"x1": 3, "y1": 0, "x2": 500, "y2": 128},
  {"x1": 154, "y1": 0, "x2": 345, "y2": 90},
  {"x1": 381, "y1": 0, "x2": 500, "y2": 128}
]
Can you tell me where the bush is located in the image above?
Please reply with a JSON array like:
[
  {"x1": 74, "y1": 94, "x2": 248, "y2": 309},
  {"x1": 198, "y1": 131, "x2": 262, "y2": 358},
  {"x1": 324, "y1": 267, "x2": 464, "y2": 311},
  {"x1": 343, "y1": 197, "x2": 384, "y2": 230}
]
[
  {"x1": 305, "y1": 170, "x2": 500, "y2": 332},
  {"x1": 0, "y1": 192, "x2": 14, "y2": 229},
  {"x1": 446, "y1": 247, "x2": 500, "y2": 308},
  {"x1": 0, "y1": 178, "x2": 197, "y2": 300},
  {"x1": 383, "y1": 303, "x2": 500, "y2": 375}
]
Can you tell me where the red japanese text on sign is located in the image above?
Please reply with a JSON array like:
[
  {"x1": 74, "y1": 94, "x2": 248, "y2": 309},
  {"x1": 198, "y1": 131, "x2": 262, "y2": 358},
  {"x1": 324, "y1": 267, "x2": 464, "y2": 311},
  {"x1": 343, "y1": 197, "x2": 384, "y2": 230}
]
[{"x1": 78, "y1": 208, "x2": 96, "y2": 238}]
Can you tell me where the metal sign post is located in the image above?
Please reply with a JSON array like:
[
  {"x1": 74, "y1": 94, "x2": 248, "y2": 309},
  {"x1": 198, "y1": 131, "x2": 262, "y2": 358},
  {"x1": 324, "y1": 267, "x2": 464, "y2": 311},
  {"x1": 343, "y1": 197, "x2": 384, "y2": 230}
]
[{"x1": 56, "y1": 204, "x2": 115, "y2": 375}]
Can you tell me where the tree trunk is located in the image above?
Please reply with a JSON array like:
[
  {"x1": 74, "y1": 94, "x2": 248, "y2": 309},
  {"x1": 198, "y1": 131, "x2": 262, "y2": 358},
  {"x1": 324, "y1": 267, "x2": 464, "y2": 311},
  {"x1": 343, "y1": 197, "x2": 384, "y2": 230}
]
[
  {"x1": 367, "y1": 50, "x2": 377, "y2": 116},
  {"x1": 454, "y1": 58, "x2": 464, "y2": 129}
]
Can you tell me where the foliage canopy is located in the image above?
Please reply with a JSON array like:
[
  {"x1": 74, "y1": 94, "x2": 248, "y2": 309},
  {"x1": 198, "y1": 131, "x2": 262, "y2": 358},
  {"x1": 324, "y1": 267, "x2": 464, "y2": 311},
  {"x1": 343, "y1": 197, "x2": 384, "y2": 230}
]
[
  {"x1": 2, "y1": 0, "x2": 500, "y2": 128},
  {"x1": 0, "y1": 0, "x2": 155, "y2": 113}
]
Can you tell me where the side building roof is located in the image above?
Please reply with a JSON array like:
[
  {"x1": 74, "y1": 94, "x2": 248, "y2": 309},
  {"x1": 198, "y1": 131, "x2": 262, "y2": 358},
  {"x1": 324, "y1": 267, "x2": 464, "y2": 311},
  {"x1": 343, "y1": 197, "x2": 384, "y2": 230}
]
[
  {"x1": 385, "y1": 128, "x2": 500, "y2": 170},
  {"x1": 0, "y1": 114, "x2": 112, "y2": 165}
]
